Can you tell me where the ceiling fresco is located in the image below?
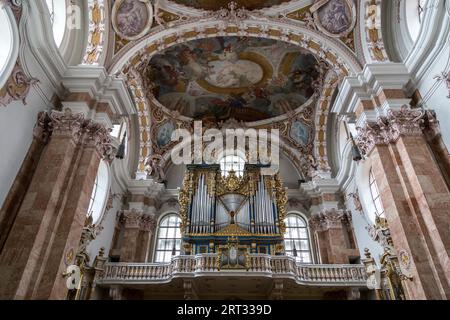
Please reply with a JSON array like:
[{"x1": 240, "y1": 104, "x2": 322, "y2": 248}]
[
  {"x1": 170, "y1": 0, "x2": 291, "y2": 11},
  {"x1": 144, "y1": 37, "x2": 326, "y2": 122}
]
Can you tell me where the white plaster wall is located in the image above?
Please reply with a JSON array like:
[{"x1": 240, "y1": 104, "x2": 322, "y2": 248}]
[
  {"x1": 416, "y1": 46, "x2": 450, "y2": 147},
  {"x1": 0, "y1": 48, "x2": 55, "y2": 207}
]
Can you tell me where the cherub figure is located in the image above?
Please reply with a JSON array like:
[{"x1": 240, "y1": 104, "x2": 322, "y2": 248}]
[{"x1": 145, "y1": 154, "x2": 166, "y2": 183}]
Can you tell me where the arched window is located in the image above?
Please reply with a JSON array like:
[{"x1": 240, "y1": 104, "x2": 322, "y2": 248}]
[
  {"x1": 219, "y1": 155, "x2": 245, "y2": 177},
  {"x1": 284, "y1": 214, "x2": 312, "y2": 263},
  {"x1": 155, "y1": 214, "x2": 182, "y2": 263},
  {"x1": 0, "y1": 7, "x2": 13, "y2": 80},
  {"x1": 405, "y1": 0, "x2": 427, "y2": 42},
  {"x1": 111, "y1": 122, "x2": 128, "y2": 158},
  {"x1": 87, "y1": 160, "x2": 109, "y2": 225},
  {"x1": 45, "y1": 0, "x2": 67, "y2": 47},
  {"x1": 369, "y1": 168, "x2": 385, "y2": 221}
]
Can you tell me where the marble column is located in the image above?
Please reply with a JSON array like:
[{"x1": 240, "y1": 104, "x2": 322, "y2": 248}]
[
  {"x1": 119, "y1": 210, "x2": 143, "y2": 262},
  {"x1": 309, "y1": 209, "x2": 358, "y2": 264},
  {"x1": 356, "y1": 106, "x2": 450, "y2": 300},
  {"x1": 137, "y1": 213, "x2": 157, "y2": 262},
  {"x1": 119, "y1": 209, "x2": 157, "y2": 262},
  {"x1": 0, "y1": 109, "x2": 114, "y2": 299}
]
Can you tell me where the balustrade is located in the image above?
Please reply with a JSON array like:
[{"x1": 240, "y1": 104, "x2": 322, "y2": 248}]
[{"x1": 98, "y1": 254, "x2": 367, "y2": 286}]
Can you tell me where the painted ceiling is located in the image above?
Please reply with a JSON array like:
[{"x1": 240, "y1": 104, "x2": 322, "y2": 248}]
[
  {"x1": 145, "y1": 37, "x2": 325, "y2": 122},
  {"x1": 170, "y1": 0, "x2": 291, "y2": 11}
]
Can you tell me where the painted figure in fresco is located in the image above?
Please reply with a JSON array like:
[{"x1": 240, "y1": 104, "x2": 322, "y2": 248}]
[
  {"x1": 320, "y1": 0, "x2": 350, "y2": 34},
  {"x1": 156, "y1": 122, "x2": 175, "y2": 148},
  {"x1": 290, "y1": 121, "x2": 310, "y2": 146},
  {"x1": 116, "y1": 0, "x2": 148, "y2": 37},
  {"x1": 146, "y1": 37, "x2": 325, "y2": 121}
]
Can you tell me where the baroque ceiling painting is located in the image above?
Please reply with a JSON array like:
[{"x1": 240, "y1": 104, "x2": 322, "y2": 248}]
[
  {"x1": 311, "y1": 0, "x2": 356, "y2": 37},
  {"x1": 145, "y1": 37, "x2": 327, "y2": 122},
  {"x1": 170, "y1": 0, "x2": 291, "y2": 11},
  {"x1": 112, "y1": 0, "x2": 153, "y2": 40}
]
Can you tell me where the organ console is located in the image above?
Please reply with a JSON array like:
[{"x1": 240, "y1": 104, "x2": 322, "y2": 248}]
[{"x1": 178, "y1": 163, "x2": 288, "y2": 267}]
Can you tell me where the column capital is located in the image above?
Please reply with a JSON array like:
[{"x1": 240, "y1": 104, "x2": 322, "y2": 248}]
[
  {"x1": 41, "y1": 109, "x2": 116, "y2": 160},
  {"x1": 355, "y1": 106, "x2": 441, "y2": 156},
  {"x1": 83, "y1": 120, "x2": 115, "y2": 161},
  {"x1": 48, "y1": 109, "x2": 85, "y2": 143},
  {"x1": 139, "y1": 214, "x2": 157, "y2": 233},
  {"x1": 120, "y1": 209, "x2": 143, "y2": 229},
  {"x1": 309, "y1": 209, "x2": 350, "y2": 232}
]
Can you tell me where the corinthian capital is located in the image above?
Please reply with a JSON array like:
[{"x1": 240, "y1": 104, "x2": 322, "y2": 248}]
[
  {"x1": 139, "y1": 214, "x2": 157, "y2": 233},
  {"x1": 49, "y1": 109, "x2": 85, "y2": 143},
  {"x1": 355, "y1": 106, "x2": 434, "y2": 156},
  {"x1": 83, "y1": 120, "x2": 116, "y2": 160},
  {"x1": 309, "y1": 209, "x2": 348, "y2": 232},
  {"x1": 387, "y1": 105, "x2": 425, "y2": 139},
  {"x1": 355, "y1": 120, "x2": 389, "y2": 156},
  {"x1": 44, "y1": 110, "x2": 116, "y2": 159},
  {"x1": 120, "y1": 209, "x2": 143, "y2": 229}
]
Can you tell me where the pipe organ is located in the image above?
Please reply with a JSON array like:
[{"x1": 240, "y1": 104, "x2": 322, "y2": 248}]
[{"x1": 178, "y1": 164, "x2": 287, "y2": 265}]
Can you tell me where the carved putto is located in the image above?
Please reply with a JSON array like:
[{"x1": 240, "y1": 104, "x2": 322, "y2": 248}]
[{"x1": 145, "y1": 154, "x2": 166, "y2": 183}]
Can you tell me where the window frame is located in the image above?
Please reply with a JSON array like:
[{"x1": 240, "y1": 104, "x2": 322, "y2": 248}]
[
  {"x1": 219, "y1": 154, "x2": 246, "y2": 178},
  {"x1": 87, "y1": 160, "x2": 110, "y2": 225},
  {"x1": 0, "y1": 6, "x2": 19, "y2": 90},
  {"x1": 369, "y1": 168, "x2": 385, "y2": 220},
  {"x1": 283, "y1": 213, "x2": 313, "y2": 264},
  {"x1": 153, "y1": 213, "x2": 182, "y2": 263}
]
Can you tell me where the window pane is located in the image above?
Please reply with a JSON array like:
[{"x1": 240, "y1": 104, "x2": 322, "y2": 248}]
[
  {"x1": 155, "y1": 214, "x2": 182, "y2": 263},
  {"x1": 283, "y1": 214, "x2": 311, "y2": 263}
]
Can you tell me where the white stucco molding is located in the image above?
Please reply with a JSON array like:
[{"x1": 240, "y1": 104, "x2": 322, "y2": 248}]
[{"x1": 332, "y1": 63, "x2": 412, "y2": 117}]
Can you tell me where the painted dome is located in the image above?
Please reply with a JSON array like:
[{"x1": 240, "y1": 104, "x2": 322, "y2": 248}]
[{"x1": 145, "y1": 37, "x2": 325, "y2": 122}]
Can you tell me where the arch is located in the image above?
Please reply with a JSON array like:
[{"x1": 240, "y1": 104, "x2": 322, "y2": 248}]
[
  {"x1": 284, "y1": 212, "x2": 313, "y2": 263},
  {"x1": 109, "y1": 17, "x2": 362, "y2": 75},
  {"x1": 0, "y1": 5, "x2": 19, "y2": 90},
  {"x1": 154, "y1": 213, "x2": 182, "y2": 263}
]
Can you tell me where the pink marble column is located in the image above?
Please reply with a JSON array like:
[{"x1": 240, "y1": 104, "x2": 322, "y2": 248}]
[
  {"x1": 356, "y1": 106, "x2": 450, "y2": 300},
  {"x1": 0, "y1": 110, "x2": 114, "y2": 300},
  {"x1": 309, "y1": 209, "x2": 359, "y2": 264}
]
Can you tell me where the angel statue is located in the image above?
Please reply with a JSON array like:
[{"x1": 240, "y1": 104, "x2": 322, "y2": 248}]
[{"x1": 145, "y1": 154, "x2": 166, "y2": 183}]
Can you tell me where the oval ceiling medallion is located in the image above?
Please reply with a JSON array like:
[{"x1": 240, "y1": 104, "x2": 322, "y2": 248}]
[
  {"x1": 144, "y1": 37, "x2": 325, "y2": 122},
  {"x1": 310, "y1": 0, "x2": 356, "y2": 38},
  {"x1": 112, "y1": 0, "x2": 153, "y2": 41}
]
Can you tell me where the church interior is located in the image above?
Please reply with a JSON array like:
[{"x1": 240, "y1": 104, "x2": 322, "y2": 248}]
[{"x1": 0, "y1": 0, "x2": 449, "y2": 300}]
